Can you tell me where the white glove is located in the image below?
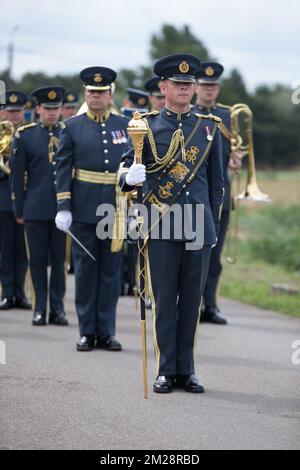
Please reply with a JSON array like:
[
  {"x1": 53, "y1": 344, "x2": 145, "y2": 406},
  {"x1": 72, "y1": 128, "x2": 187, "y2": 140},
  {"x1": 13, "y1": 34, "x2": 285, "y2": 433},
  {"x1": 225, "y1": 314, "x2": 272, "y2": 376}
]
[
  {"x1": 125, "y1": 163, "x2": 146, "y2": 186},
  {"x1": 55, "y1": 211, "x2": 72, "y2": 233}
]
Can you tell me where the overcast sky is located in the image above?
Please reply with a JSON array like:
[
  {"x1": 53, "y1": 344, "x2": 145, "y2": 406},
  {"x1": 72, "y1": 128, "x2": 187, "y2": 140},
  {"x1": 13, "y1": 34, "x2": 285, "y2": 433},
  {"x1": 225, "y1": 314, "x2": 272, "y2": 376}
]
[{"x1": 0, "y1": 0, "x2": 299, "y2": 91}]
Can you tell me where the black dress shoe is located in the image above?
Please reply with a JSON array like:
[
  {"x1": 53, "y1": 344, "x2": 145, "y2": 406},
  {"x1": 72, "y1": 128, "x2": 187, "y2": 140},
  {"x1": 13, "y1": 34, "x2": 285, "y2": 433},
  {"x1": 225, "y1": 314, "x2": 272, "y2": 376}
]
[
  {"x1": 0, "y1": 298, "x2": 14, "y2": 310},
  {"x1": 177, "y1": 374, "x2": 205, "y2": 393},
  {"x1": 49, "y1": 309, "x2": 69, "y2": 326},
  {"x1": 153, "y1": 375, "x2": 174, "y2": 394},
  {"x1": 32, "y1": 310, "x2": 46, "y2": 326},
  {"x1": 76, "y1": 335, "x2": 95, "y2": 351},
  {"x1": 201, "y1": 306, "x2": 227, "y2": 325},
  {"x1": 96, "y1": 336, "x2": 122, "y2": 351},
  {"x1": 14, "y1": 297, "x2": 32, "y2": 310}
]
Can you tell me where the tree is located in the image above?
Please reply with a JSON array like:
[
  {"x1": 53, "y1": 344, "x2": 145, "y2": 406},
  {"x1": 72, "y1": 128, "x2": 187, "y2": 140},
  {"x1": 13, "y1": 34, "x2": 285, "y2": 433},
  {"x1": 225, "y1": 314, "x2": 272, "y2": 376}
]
[
  {"x1": 219, "y1": 69, "x2": 250, "y2": 105},
  {"x1": 150, "y1": 24, "x2": 210, "y2": 61}
]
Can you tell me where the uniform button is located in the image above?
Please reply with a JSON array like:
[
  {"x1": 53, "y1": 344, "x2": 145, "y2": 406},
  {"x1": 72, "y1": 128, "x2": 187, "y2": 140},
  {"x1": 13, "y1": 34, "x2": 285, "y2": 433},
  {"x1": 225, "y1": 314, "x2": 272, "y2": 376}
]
[
  {"x1": 103, "y1": 139, "x2": 108, "y2": 144},
  {"x1": 179, "y1": 123, "x2": 183, "y2": 128},
  {"x1": 101, "y1": 123, "x2": 106, "y2": 127},
  {"x1": 104, "y1": 149, "x2": 109, "y2": 154},
  {"x1": 102, "y1": 130, "x2": 107, "y2": 135},
  {"x1": 52, "y1": 161, "x2": 56, "y2": 166},
  {"x1": 53, "y1": 171, "x2": 57, "y2": 176},
  {"x1": 104, "y1": 160, "x2": 109, "y2": 164},
  {"x1": 105, "y1": 170, "x2": 109, "y2": 174},
  {"x1": 186, "y1": 191, "x2": 190, "y2": 196},
  {"x1": 49, "y1": 132, "x2": 53, "y2": 136}
]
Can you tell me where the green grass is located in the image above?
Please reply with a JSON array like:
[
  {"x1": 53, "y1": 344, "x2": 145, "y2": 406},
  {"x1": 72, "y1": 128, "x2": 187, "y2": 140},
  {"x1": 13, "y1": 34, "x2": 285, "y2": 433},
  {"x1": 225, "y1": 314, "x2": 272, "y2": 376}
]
[
  {"x1": 220, "y1": 181, "x2": 300, "y2": 318},
  {"x1": 220, "y1": 256, "x2": 300, "y2": 318}
]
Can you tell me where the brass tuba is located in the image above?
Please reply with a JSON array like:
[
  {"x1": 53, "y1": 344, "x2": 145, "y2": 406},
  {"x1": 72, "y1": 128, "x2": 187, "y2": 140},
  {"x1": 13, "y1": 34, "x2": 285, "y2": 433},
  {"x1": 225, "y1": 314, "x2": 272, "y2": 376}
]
[
  {"x1": 0, "y1": 120, "x2": 14, "y2": 175},
  {"x1": 225, "y1": 104, "x2": 270, "y2": 264}
]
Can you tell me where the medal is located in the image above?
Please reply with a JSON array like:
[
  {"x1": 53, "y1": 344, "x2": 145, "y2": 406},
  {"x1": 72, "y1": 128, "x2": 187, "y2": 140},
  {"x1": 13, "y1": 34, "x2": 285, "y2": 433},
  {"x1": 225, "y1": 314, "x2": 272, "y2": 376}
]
[
  {"x1": 204, "y1": 126, "x2": 213, "y2": 142},
  {"x1": 121, "y1": 130, "x2": 127, "y2": 143},
  {"x1": 111, "y1": 131, "x2": 118, "y2": 144}
]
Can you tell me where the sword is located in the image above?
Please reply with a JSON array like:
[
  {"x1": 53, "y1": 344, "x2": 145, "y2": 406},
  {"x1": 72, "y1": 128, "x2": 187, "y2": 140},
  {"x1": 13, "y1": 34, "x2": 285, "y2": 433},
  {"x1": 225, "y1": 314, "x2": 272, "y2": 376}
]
[{"x1": 67, "y1": 230, "x2": 96, "y2": 262}]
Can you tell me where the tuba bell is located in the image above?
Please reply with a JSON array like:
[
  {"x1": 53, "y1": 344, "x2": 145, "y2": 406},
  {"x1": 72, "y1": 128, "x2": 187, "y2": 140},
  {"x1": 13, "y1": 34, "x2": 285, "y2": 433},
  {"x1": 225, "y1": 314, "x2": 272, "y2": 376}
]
[{"x1": 0, "y1": 121, "x2": 14, "y2": 175}]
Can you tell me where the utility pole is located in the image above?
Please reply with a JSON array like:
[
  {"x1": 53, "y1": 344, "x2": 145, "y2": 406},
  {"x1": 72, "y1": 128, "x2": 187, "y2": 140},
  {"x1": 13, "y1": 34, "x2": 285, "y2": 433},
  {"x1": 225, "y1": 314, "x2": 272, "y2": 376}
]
[{"x1": 7, "y1": 25, "x2": 20, "y2": 81}]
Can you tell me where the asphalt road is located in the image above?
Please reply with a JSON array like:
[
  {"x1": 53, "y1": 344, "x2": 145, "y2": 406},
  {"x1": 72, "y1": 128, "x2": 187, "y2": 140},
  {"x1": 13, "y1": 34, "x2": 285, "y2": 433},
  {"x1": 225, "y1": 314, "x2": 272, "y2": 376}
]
[{"x1": 0, "y1": 275, "x2": 299, "y2": 450}]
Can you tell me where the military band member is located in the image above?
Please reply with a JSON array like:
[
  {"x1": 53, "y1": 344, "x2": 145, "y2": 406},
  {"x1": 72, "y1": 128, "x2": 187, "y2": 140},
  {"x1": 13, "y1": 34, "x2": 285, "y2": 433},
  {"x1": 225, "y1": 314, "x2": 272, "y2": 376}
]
[
  {"x1": 23, "y1": 96, "x2": 37, "y2": 124},
  {"x1": 55, "y1": 67, "x2": 128, "y2": 352},
  {"x1": 124, "y1": 88, "x2": 149, "y2": 109},
  {"x1": 61, "y1": 91, "x2": 79, "y2": 275},
  {"x1": 119, "y1": 54, "x2": 224, "y2": 393},
  {"x1": 121, "y1": 88, "x2": 149, "y2": 118},
  {"x1": 0, "y1": 91, "x2": 30, "y2": 310},
  {"x1": 145, "y1": 77, "x2": 166, "y2": 111},
  {"x1": 10, "y1": 86, "x2": 68, "y2": 326},
  {"x1": 193, "y1": 62, "x2": 241, "y2": 325},
  {"x1": 61, "y1": 91, "x2": 79, "y2": 121}
]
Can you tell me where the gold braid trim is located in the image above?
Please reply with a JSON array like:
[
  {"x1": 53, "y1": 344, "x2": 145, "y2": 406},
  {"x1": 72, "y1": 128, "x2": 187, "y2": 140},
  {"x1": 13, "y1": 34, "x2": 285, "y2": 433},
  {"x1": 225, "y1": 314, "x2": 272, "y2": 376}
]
[{"x1": 146, "y1": 124, "x2": 185, "y2": 174}]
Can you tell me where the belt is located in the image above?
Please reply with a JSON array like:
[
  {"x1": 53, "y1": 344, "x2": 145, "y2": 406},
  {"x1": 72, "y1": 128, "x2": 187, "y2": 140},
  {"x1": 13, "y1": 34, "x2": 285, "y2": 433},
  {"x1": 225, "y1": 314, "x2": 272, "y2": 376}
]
[
  {"x1": 75, "y1": 168, "x2": 125, "y2": 253},
  {"x1": 75, "y1": 169, "x2": 117, "y2": 185}
]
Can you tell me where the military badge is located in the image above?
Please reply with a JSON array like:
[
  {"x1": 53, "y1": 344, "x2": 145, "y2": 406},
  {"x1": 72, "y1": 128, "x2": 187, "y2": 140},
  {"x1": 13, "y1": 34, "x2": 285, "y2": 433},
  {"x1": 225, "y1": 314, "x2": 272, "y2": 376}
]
[
  {"x1": 9, "y1": 94, "x2": 18, "y2": 104},
  {"x1": 169, "y1": 162, "x2": 190, "y2": 183},
  {"x1": 179, "y1": 61, "x2": 190, "y2": 74},
  {"x1": 94, "y1": 73, "x2": 103, "y2": 83},
  {"x1": 138, "y1": 97, "x2": 146, "y2": 106},
  {"x1": 48, "y1": 90, "x2": 57, "y2": 100},
  {"x1": 205, "y1": 67, "x2": 215, "y2": 77},
  {"x1": 66, "y1": 94, "x2": 75, "y2": 102}
]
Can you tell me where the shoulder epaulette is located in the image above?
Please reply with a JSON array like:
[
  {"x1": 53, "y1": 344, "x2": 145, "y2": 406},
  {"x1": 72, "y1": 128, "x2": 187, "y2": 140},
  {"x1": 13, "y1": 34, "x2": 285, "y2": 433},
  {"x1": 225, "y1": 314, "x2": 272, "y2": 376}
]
[
  {"x1": 194, "y1": 113, "x2": 222, "y2": 123},
  {"x1": 15, "y1": 122, "x2": 37, "y2": 138},
  {"x1": 17, "y1": 122, "x2": 37, "y2": 132},
  {"x1": 216, "y1": 103, "x2": 232, "y2": 110},
  {"x1": 141, "y1": 110, "x2": 160, "y2": 118}
]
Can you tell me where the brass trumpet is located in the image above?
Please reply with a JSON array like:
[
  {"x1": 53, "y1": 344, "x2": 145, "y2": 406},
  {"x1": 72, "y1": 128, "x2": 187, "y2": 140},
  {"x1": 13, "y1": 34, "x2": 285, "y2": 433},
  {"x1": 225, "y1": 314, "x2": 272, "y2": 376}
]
[
  {"x1": 226, "y1": 103, "x2": 270, "y2": 264},
  {"x1": 0, "y1": 120, "x2": 14, "y2": 175}
]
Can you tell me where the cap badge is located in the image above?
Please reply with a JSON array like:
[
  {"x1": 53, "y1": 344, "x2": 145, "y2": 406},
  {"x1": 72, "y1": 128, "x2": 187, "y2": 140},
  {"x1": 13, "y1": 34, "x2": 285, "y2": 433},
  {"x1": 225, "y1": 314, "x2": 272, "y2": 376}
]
[
  {"x1": 205, "y1": 67, "x2": 215, "y2": 77},
  {"x1": 138, "y1": 97, "x2": 146, "y2": 106},
  {"x1": 9, "y1": 94, "x2": 18, "y2": 104},
  {"x1": 48, "y1": 90, "x2": 57, "y2": 100},
  {"x1": 179, "y1": 61, "x2": 190, "y2": 74},
  {"x1": 67, "y1": 94, "x2": 75, "y2": 102},
  {"x1": 94, "y1": 73, "x2": 103, "y2": 83}
]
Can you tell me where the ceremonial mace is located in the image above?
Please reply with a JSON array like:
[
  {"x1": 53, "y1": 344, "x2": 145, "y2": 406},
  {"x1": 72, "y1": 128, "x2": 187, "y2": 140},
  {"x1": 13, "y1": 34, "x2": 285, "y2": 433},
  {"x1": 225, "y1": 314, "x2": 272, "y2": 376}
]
[{"x1": 127, "y1": 112, "x2": 149, "y2": 399}]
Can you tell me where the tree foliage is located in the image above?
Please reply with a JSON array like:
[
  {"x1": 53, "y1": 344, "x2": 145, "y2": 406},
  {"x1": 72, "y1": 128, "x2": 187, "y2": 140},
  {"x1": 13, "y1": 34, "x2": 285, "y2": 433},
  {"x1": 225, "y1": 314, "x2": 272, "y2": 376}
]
[{"x1": 1, "y1": 24, "x2": 299, "y2": 168}]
